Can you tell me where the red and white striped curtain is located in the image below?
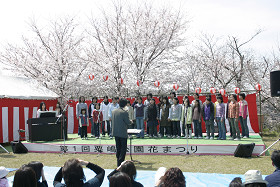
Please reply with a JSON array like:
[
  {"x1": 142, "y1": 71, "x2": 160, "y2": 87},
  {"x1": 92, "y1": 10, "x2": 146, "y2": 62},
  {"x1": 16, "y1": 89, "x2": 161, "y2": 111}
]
[{"x1": 0, "y1": 98, "x2": 57, "y2": 143}]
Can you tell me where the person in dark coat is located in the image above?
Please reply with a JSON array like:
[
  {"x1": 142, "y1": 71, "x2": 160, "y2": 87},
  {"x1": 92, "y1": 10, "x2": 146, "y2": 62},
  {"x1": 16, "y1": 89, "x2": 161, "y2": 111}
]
[{"x1": 112, "y1": 98, "x2": 131, "y2": 166}]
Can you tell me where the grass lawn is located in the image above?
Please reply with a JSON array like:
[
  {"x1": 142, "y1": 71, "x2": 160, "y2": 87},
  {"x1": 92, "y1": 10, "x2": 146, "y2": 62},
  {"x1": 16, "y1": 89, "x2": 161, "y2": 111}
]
[{"x1": 1, "y1": 133, "x2": 280, "y2": 177}]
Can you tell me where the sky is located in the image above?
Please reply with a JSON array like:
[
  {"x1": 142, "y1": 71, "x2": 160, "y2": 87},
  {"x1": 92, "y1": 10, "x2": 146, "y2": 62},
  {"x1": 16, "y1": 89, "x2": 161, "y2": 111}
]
[{"x1": 0, "y1": 0, "x2": 279, "y2": 67}]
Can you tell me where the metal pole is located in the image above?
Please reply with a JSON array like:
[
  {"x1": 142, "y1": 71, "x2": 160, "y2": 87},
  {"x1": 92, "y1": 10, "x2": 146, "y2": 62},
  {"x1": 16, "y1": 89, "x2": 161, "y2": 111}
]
[
  {"x1": 0, "y1": 144, "x2": 9, "y2": 154},
  {"x1": 259, "y1": 90, "x2": 262, "y2": 134},
  {"x1": 258, "y1": 138, "x2": 280, "y2": 157}
]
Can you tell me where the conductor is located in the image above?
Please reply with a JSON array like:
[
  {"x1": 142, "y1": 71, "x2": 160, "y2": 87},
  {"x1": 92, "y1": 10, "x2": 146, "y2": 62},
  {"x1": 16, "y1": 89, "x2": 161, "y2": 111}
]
[{"x1": 111, "y1": 98, "x2": 131, "y2": 166}]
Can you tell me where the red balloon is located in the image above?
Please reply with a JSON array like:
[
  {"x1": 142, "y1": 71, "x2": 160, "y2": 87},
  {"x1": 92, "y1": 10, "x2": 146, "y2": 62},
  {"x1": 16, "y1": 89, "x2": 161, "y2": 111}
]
[
  {"x1": 120, "y1": 78, "x2": 124, "y2": 85},
  {"x1": 103, "y1": 75, "x2": 108, "y2": 81},
  {"x1": 195, "y1": 87, "x2": 202, "y2": 94},
  {"x1": 88, "y1": 74, "x2": 94, "y2": 80},
  {"x1": 173, "y1": 83, "x2": 179, "y2": 91},
  {"x1": 210, "y1": 87, "x2": 216, "y2": 94},
  {"x1": 219, "y1": 88, "x2": 226, "y2": 96},
  {"x1": 255, "y1": 83, "x2": 261, "y2": 91},
  {"x1": 234, "y1": 87, "x2": 240, "y2": 94},
  {"x1": 154, "y1": 80, "x2": 160, "y2": 87},
  {"x1": 137, "y1": 80, "x2": 142, "y2": 86}
]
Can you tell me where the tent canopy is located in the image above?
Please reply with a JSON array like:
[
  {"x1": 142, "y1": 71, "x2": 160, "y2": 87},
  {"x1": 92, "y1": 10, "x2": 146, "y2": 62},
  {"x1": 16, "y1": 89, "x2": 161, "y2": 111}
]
[{"x1": 0, "y1": 74, "x2": 59, "y2": 100}]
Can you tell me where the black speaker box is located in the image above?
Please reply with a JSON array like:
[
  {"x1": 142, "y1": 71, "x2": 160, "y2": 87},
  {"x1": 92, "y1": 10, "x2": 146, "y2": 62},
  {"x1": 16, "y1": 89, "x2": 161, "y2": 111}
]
[
  {"x1": 11, "y1": 141, "x2": 28, "y2": 154},
  {"x1": 234, "y1": 143, "x2": 255, "y2": 158},
  {"x1": 270, "y1": 71, "x2": 280, "y2": 97}
]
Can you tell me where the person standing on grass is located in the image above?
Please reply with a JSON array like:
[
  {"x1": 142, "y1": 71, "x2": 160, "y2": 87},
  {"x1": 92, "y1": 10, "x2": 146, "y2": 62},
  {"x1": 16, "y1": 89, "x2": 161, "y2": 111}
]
[
  {"x1": 228, "y1": 94, "x2": 241, "y2": 141},
  {"x1": 226, "y1": 94, "x2": 233, "y2": 137},
  {"x1": 265, "y1": 150, "x2": 280, "y2": 187},
  {"x1": 88, "y1": 97, "x2": 98, "y2": 137},
  {"x1": 124, "y1": 101, "x2": 135, "y2": 129},
  {"x1": 92, "y1": 103, "x2": 103, "y2": 139},
  {"x1": 214, "y1": 93, "x2": 222, "y2": 138},
  {"x1": 144, "y1": 93, "x2": 153, "y2": 106},
  {"x1": 144, "y1": 93, "x2": 153, "y2": 135},
  {"x1": 181, "y1": 95, "x2": 193, "y2": 139},
  {"x1": 169, "y1": 92, "x2": 176, "y2": 105},
  {"x1": 112, "y1": 98, "x2": 131, "y2": 166},
  {"x1": 215, "y1": 96, "x2": 226, "y2": 140},
  {"x1": 100, "y1": 96, "x2": 110, "y2": 137},
  {"x1": 108, "y1": 97, "x2": 120, "y2": 139},
  {"x1": 192, "y1": 99, "x2": 203, "y2": 139},
  {"x1": 168, "y1": 97, "x2": 182, "y2": 138},
  {"x1": 239, "y1": 93, "x2": 249, "y2": 138},
  {"x1": 76, "y1": 96, "x2": 88, "y2": 137},
  {"x1": 191, "y1": 93, "x2": 202, "y2": 107},
  {"x1": 79, "y1": 108, "x2": 89, "y2": 140},
  {"x1": 134, "y1": 97, "x2": 145, "y2": 138},
  {"x1": 202, "y1": 97, "x2": 215, "y2": 140},
  {"x1": 146, "y1": 98, "x2": 159, "y2": 138},
  {"x1": 159, "y1": 96, "x2": 171, "y2": 138}
]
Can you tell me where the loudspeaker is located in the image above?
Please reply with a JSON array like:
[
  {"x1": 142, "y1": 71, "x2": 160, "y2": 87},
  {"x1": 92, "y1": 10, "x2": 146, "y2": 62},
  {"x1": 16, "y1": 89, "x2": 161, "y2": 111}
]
[
  {"x1": 270, "y1": 71, "x2": 280, "y2": 97},
  {"x1": 11, "y1": 141, "x2": 28, "y2": 154},
  {"x1": 234, "y1": 143, "x2": 255, "y2": 158}
]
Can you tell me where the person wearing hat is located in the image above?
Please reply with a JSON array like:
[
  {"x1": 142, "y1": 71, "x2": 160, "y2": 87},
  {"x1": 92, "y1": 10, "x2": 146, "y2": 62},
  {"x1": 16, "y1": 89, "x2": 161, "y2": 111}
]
[
  {"x1": 0, "y1": 166, "x2": 10, "y2": 187},
  {"x1": 242, "y1": 170, "x2": 268, "y2": 187},
  {"x1": 265, "y1": 150, "x2": 280, "y2": 187}
]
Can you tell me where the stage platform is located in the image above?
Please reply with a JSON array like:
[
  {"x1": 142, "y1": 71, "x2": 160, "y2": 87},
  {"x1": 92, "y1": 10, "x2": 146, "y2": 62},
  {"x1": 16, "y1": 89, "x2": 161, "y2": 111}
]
[{"x1": 22, "y1": 133, "x2": 265, "y2": 156}]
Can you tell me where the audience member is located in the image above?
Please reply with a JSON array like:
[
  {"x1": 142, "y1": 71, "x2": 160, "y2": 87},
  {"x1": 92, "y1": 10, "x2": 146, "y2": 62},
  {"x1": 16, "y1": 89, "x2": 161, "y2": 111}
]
[
  {"x1": 154, "y1": 167, "x2": 167, "y2": 187},
  {"x1": 26, "y1": 161, "x2": 48, "y2": 187},
  {"x1": 265, "y1": 150, "x2": 280, "y2": 187},
  {"x1": 53, "y1": 158, "x2": 105, "y2": 187},
  {"x1": 229, "y1": 177, "x2": 242, "y2": 187},
  {"x1": 107, "y1": 160, "x2": 143, "y2": 187},
  {"x1": 0, "y1": 166, "x2": 10, "y2": 187},
  {"x1": 13, "y1": 165, "x2": 37, "y2": 187},
  {"x1": 156, "y1": 167, "x2": 185, "y2": 187},
  {"x1": 242, "y1": 170, "x2": 268, "y2": 187},
  {"x1": 109, "y1": 172, "x2": 132, "y2": 187}
]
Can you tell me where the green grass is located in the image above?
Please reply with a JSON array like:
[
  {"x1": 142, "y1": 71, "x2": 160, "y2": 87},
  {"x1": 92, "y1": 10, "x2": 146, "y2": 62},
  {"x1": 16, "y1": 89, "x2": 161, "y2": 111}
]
[{"x1": 1, "y1": 133, "x2": 280, "y2": 177}]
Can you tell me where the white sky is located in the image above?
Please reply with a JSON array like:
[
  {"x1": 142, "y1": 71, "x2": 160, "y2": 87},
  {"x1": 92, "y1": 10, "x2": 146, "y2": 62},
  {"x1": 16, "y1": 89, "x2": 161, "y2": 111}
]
[{"x1": 0, "y1": 0, "x2": 279, "y2": 57}]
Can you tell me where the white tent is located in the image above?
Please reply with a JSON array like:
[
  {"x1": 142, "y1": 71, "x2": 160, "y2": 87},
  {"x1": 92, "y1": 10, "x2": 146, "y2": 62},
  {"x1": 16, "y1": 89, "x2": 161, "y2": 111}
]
[
  {"x1": 0, "y1": 74, "x2": 59, "y2": 99},
  {"x1": 0, "y1": 72, "x2": 59, "y2": 143}
]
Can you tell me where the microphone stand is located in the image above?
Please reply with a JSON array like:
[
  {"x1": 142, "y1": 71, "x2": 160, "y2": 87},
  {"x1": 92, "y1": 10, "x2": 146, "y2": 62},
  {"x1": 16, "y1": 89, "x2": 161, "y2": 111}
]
[{"x1": 56, "y1": 102, "x2": 69, "y2": 155}]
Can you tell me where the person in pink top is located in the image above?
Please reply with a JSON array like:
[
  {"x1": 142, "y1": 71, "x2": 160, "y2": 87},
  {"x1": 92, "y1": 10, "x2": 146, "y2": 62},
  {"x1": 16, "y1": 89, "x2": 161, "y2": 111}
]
[
  {"x1": 227, "y1": 94, "x2": 240, "y2": 140},
  {"x1": 239, "y1": 93, "x2": 249, "y2": 138}
]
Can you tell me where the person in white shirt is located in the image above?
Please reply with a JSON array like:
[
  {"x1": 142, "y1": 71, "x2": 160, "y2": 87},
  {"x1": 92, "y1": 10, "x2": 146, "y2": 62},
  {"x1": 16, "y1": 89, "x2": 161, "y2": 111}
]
[
  {"x1": 169, "y1": 92, "x2": 176, "y2": 105},
  {"x1": 191, "y1": 93, "x2": 202, "y2": 107},
  {"x1": 108, "y1": 97, "x2": 120, "y2": 139},
  {"x1": 100, "y1": 96, "x2": 111, "y2": 137}
]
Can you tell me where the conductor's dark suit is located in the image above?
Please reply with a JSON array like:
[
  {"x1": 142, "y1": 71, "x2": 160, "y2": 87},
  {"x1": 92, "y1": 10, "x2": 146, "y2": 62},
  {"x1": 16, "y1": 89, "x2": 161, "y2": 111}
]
[{"x1": 111, "y1": 107, "x2": 130, "y2": 166}]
